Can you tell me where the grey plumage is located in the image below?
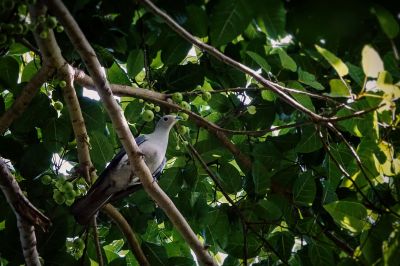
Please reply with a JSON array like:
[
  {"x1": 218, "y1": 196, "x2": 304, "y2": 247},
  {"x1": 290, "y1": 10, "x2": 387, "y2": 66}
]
[{"x1": 71, "y1": 115, "x2": 180, "y2": 224}]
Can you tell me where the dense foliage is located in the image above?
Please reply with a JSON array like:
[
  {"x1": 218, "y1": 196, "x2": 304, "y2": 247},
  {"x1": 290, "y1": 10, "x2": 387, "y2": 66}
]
[{"x1": 0, "y1": 0, "x2": 399, "y2": 265}]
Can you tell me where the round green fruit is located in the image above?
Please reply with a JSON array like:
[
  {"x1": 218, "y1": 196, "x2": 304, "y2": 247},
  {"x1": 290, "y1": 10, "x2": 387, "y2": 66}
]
[
  {"x1": 247, "y1": 105, "x2": 257, "y2": 115},
  {"x1": 14, "y1": 24, "x2": 24, "y2": 34},
  {"x1": 56, "y1": 25, "x2": 64, "y2": 33},
  {"x1": 46, "y1": 16, "x2": 57, "y2": 29},
  {"x1": 63, "y1": 182, "x2": 74, "y2": 192},
  {"x1": 142, "y1": 110, "x2": 154, "y2": 122},
  {"x1": 180, "y1": 113, "x2": 189, "y2": 121},
  {"x1": 154, "y1": 106, "x2": 160, "y2": 112},
  {"x1": 202, "y1": 91, "x2": 212, "y2": 102},
  {"x1": 180, "y1": 101, "x2": 190, "y2": 110},
  {"x1": 37, "y1": 15, "x2": 46, "y2": 24},
  {"x1": 74, "y1": 238, "x2": 85, "y2": 250},
  {"x1": 59, "y1": 80, "x2": 67, "y2": 88},
  {"x1": 39, "y1": 30, "x2": 48, "y2": 39},
  {"x1": 178, "y1": 125, "x2": 188, "y2": 135},
  {"x1": 54, "y1": 101, "x2": 63, "y2": 111},
  {"x1": 172, "y1": 92, "x2": 183, "y2": 103},
  {"x1": 40, "y1": 174, "x2": 52, "y2": 185},
  {"x1": 53, "y1": 190, "x2": 65, "y2": 205}
]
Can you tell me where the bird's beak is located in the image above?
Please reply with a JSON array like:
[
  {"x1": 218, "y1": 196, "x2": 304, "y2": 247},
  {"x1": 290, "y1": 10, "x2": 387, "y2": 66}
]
[{"x1": 175, "y1": 116, "x2": 183, "y2": 120}]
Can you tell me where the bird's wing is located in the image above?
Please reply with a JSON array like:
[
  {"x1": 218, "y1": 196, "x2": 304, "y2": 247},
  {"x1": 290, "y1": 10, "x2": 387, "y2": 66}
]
[{"x1": 153, "y1": 157, "x2": 166, "y2": 181}]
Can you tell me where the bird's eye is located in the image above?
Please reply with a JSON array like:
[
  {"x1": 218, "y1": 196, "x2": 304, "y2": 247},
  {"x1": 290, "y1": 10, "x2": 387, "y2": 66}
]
[{"x1": 163, "y1": 117, "x2": 168, "y2": 121}]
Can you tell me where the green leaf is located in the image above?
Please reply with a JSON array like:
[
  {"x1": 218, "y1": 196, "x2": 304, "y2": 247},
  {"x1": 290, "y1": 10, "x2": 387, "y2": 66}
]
[
  {"x1": 89, "y1": 131, "x2": 114, "y2": 171},
  {"x1": 372, "y1": 6, "x2": 399, "y2": 39},
  {"x1": 323, "y1": 201, "x2": 368, "y2": 233},
  {"x1": 329, "y1": 79, "x2": 351, "y2": 97},
  {"x1": 127, "y1": 49, "x2": 144, "y2": 78},
  {"x1": 361, "y1": 45, "x2": 384, "y2": 78},
  {"x1": 261, "y1": 90, "x2": 276, "y2": 101},
  {"x1": 103, "y1": 239, "x2": 127, "y2": 263},
  {"x1": 277, "y1": 48, "x2": 297, "y2": 72},
  {"x1": 295, "y1": 126, "x2": 322, "y2": 153},
  {"x1": 21, "y1": 59, "x2": 40, "y2": 82},
  {"x1": 252, "y1": 160, "x2": 271, "y2": 196},
  {"x1": 246, "y1": 51, "x2": 271, "y2": 72},
  {"x1": 0, "y1": 56, "x2": 19, "y2": 90},
  {"x1": 298, "y1": 68, "x2": 324, "y2": 90},
  {"x1": 256, "y1": 200, "x2": 282, "y2": 221},
  {"x1": 162, "y1": 35, "x2": 192, "y2": 66},
  {"x1": 42, "y1": 117, "x2": 72, "y2": 152},
  {"x1": 210, "y1": 0, "x2": 251, "y2": 46},
  {"x1": 124, "y1": 100, "x2": 143, "y2": 124},
  {"x1": 218, "y1": 162, "x2": 242, "y2": 194},
  {"x1": 315, "y1": 45, "x2": 348, "y2": 77},
  {"x1": 81, "y1": 99, "x2": 106, "y2": 132},
  {"x1": 19, "y1": 143, "x2": 52, "y2": 178},
  {"x1": 287, "y1": 81, "x2": 315, "y2": 112},
  {"x1": 142, "y1": 242, "x2": 168, "y2": 266},
  {"x1": 253, "y1": 0, "x2": 286, "y2": 39},
  {"x1": 107, "y1": 62, "x2": 131, "y2": 85},
  {"x1": 346, "y1": 62, "x2": 365, "y2": 87},
  {"x1": 308, "y1": 243, "x2": 335, "y2": 266},
  {"x1": 185, "y1": 5, "x2": 208, "y2": 37},
  {"x1": 293, "y1": 171, "x2": 316, "y2": 206},
  {"x1": 268, "y1": 232, "x2": 294, "y2": 261}
]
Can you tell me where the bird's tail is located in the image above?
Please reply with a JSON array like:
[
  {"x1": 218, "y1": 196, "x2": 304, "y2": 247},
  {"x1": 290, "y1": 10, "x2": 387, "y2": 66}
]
[{"x1": 70, "y1": 188, "x2": 112, "y2": 225}]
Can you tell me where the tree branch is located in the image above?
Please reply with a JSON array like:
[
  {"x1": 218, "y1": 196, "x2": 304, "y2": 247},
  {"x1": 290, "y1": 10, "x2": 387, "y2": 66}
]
[
  {"x1": 0, "y1": 158, "x2": 51, "y2": 265},
  {"x1": 102, "y1": 204, "x2": 150, "y2": 266},
  {"x1": 139, "y1": 0, "x2": 325, "y2": 122},
  {"x1": 45, "y1": 0, "x2": 216, "y2": 264}
]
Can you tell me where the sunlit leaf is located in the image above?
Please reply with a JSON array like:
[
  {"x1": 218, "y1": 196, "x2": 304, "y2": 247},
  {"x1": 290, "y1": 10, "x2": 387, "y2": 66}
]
[
  {"x1": 324, "y1": 201, "x2": 368, "y2": 233},
  {"x1": 298, "y1": 68, "x2": 324, "y2": 90},
  {"x1": 362, "y1": 45, "x2": 384, "y2": 78},
  {"x1": 315, "y1": 45, "x2": 348, "y2": 77},
  {"x1": 329, "y1": 79, "x2": 351, "y2": 97},
  {"x1": 277, "y1": 48, "x2": 297, "y2": 72}
]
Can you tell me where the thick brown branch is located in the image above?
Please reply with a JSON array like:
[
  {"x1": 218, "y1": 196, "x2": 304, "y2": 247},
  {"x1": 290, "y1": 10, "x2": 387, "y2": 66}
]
[
  {"x1": 0, "y1": 158, "x2": 51, "y2": 265},
  {"x1": 45, "y1": 0, "x2": 216, "y2": 264},
  {"x1": 102, "y1": 204, "x2": 150, "y2": 266}
]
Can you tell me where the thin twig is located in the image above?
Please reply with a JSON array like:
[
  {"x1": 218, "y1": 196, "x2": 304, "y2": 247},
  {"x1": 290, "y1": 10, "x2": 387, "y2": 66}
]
[{"x1": 91, "y1": 217, "x2": 104, "y2": 266}]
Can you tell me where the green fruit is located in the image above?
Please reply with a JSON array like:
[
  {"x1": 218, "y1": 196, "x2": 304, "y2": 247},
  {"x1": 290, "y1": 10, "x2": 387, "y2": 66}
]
[
  {"x1": 65, "y1": 190, "x2": 76, "y2": 200},
  {"x1": 56, "y1": 25, "x2": 64, "y2": 33},
  {"x1": 0, "y1": 34, "x2": 7, "y2": 45},
  {"x1": 247, "y1": 105, "x2": 257, "y2": 115},
  {"x1": 172, "y1": 92, "x2": 183, "y2": 103},
  {"x1": 18, "y1": 4, "x2": 27, "y2": 14},
  {"x1": 39, "y1": 30, "x2": 48, "y2": 39},
  {"x1": 40, "y1": 174, "x2": 52, "y2": 185},
  {"x1": 154, "y1": 106, "x2": 160, "y2": 112},
  {"x1": 178, "y1": 125, "x2": 188, "y2": 135},
  {"x1": 53, "y1": 190, "x2": 65, "y2": 205},
  {"x1": 63, "y1": 182, "x2": 74, "y2": 192},
  {"x1": 142, "y1": 110, "x2": 154, "y2": 122},
  {"x1": 180, "y1": 101, "x2": 190, "y2": 110},
  {"x1": 180, "y1": 113, "x2": 189, "y2": 121},
  {"x1": 59, "y1": 80, "x2": 67, "y2": 88},
  {"x1": 201, "y1": 91, "x2": 212, "y2": 102},
  {"x1": 74, "y1": 238, "x2": 85, "y2": 250},
  {"x1": 54, "y1": 101, "x2": 63, "y2": 111},
  {"x1": 46, "y1": 16, "x2": 57, "y2": 29}
]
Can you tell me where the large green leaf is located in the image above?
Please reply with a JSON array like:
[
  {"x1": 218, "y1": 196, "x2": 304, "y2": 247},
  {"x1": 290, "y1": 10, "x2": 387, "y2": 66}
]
[
  {"x1": 252, "y1": 160, "x2": 271, "y2": 196},
  {"x1": 142, "y1": 242, "x2": 168, "y2": 266},
  {"x1": 107, "y1": 62, "x2": 131, "y2": 85},
  {"x1": 252, "y1": 0, "x2": 286, "y2": 39},
  {"x1": 218, "y1": 162, "x2": 242, "y2": 194},
  {"x1": 315, "y1": 45, "x2": 348, "y2": 77},
  {"x1": 308, "y1": 242, "x2": 335, "y2": 266},
  {"x1": 287, "y1": 81, "x2": 315, "y2": 112},
  {"x1": 0, "y1": 56, "x2": 19, "y2": 90},
  {"x1": 277, "y1": 48, "x2": 297, "y2": 72},
  {"x1": 298, "y1": 68, "x2": 324, "y2": 90},
  {"x1": 361, "y1": 45, "x2": 384, "y2": 78},
  {"x1": 295, "y1": 126, "x2": 322, "y2": 153},
  {"x1": 127, "y1": 49, "x2": 144, "y2": 78},
  {"x1": 268, "y1": 231, "x2": 294, "y2": 261},
  {"x1": 210, "y1": 0, "x2": 251, "y2": 47},
  {"x1": 246, "y1": 51, "x2": 271, "y2": 72},
  {"x1": 185, "y1": 5, "x2": 208, "y2": 37},
  {"x1": 293, "y1": 171, "x2": 316, "y2": 206},
  {"x1": 372, "y1": 6, "x2": 399, "y2": 39},
  {"x1": 323, "y1": 201, "x2": 368, "y2": 233},
  {"x1": 89, "y1": 131, "x2": 114, "y2": 170}
]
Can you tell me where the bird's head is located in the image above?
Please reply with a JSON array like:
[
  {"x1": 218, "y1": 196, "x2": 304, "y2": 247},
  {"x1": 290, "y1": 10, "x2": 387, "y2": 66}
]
[{"x1": 155, "y1": 115, "x2": 182, "y2": 132}]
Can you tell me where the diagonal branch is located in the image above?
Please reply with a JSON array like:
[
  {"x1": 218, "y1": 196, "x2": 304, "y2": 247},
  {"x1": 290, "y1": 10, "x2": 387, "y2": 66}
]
[
  {"x1": 140, "y1": 0, "x2": 325, "y2": 122},
  {"x1": 45, "y1": 0, "x2": 216, "y2": 264},
  {"x1": 0, "y1": 158, "x2": 51, "y2": 265}
]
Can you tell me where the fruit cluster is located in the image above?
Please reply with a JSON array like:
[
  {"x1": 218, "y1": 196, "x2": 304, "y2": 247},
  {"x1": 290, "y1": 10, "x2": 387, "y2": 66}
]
[
  {"x1": 66, "y1": 237, "x2": 85, "y2": 259},
  {"x1": 40, "y1": 174, "x2": 86, "y2": 206}
]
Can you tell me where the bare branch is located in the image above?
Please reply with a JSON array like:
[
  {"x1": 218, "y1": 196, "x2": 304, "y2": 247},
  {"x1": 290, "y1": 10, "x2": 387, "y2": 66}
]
[
  {"x1": 91, "y1": 218, "x2": 104, "y2": 266},
  {"x1": 0, "y1": 158, "x2": 51, "y2": 265},
  {"x1": 45, "y1": 0, "x2": 216, "y2": 264},
  {"x1": 102, "y1": 204, "x2": 150, "y2": 266}
]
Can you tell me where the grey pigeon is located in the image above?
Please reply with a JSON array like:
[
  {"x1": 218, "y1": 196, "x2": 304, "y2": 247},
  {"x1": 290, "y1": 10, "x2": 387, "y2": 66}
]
[{"x1": 71, "y1": 115, "x2": 181, "y2": 224}]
